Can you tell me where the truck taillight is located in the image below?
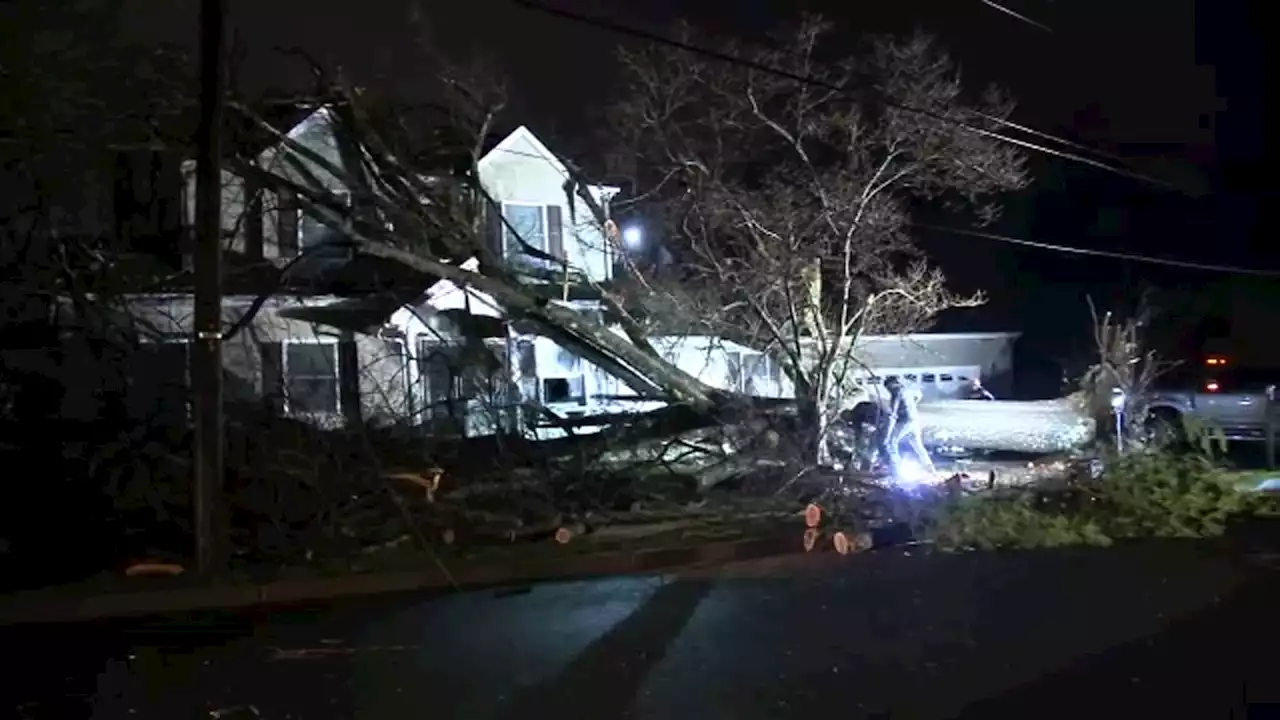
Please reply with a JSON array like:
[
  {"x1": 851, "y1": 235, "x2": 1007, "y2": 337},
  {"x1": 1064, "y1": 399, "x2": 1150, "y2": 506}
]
[{"x1": 1205, "y1": 381, "x2": 1220, "y2": 392}]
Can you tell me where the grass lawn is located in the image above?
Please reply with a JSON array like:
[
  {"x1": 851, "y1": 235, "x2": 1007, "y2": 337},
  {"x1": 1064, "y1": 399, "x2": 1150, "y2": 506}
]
[{"x1": 1223, "y1": 468, "x2": 1280, "y2": 493}]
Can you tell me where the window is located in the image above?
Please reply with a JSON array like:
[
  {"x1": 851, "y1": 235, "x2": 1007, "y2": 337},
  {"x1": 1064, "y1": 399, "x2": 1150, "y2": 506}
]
[
  {"x1": 284, "y1": 342, "x2": 339, "y2": 414},
  {"x1": 127, "y1": 340, "x2": 190, "y2": 425},
  {"x1": 503, "y1": 204, "x2": 546, "y2": 258},
  {"x1": 514, "y1": 338, "x2": 538, "y2": 404},
  {"x1": 940, "y1": 374, "x2": 955, "y2": 382},
  {"x1": 725, "y1": 351, "x2": 743, "y2": 392},
  {"x1": 544, "y1": 346, "x2": 587, "y2": 405},
  {"x1": 501, "y1": 203, "x2": 565, "y2": 263},
  {"x1": 543, "y1": 376, "x2": 586, "y2": 404},
  {"x1": 921, "y1": 373, "x2": 937, "y2": 383},
  {"x1": 299, "y1": 190, "x2": 351, "y2": 251},
  {"x1": 276, "y1": 188, "x2": 300, "y2": 257},
  {"x1": 419, "y1": 341, "x2": 464, "y2": 422},
  {"x1": 904, "y1": 374, "x2": 918, "y2": 382},
  {"x1": 734, "y1": 352, "x2": 776, "y2": 395}
]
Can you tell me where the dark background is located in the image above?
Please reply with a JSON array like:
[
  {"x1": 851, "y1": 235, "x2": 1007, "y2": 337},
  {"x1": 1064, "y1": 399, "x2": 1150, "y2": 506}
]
[{"x1": 124, "y1": 0, "x2": 1272, "y2": 379}]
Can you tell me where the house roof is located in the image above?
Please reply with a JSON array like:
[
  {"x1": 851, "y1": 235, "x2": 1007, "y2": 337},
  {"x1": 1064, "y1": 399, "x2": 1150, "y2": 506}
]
[
  {"x1": 231, "y1": 109, "x2": 620, "y2": 202},
  {"x1": 479, "y1": 125, "x2": 564, "y2": 172},
  {"x1": 478, "y1": 125, "x2": 621, "y2": 195},
  {"x1": 228, "y1": 97, "x2": 343, "y2": 158}
]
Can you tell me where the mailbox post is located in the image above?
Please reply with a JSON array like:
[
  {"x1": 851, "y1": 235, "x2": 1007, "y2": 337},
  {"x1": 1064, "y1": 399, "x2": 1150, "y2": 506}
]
[{"x1": 1110, "y1": 387, "x2": 1127, "y2": 453}]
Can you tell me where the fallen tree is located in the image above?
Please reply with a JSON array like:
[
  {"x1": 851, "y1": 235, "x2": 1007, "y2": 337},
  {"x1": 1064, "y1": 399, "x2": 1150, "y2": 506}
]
[
  {"x1": 215, "y1": 18, "x2": 1041, "y2": 494},
  {"x1": 221, "y1": 90, "x2": 772, "y2": 481},
  {"x1": 77, "y1": 21, "x2": 1048, "y2": 570}
]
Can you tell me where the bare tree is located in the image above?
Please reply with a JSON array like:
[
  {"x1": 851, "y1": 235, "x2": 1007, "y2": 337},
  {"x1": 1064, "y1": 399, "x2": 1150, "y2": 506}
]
[
  {"x1": 603, "y1": 17, "x2": 1029, "y2": 462},
  {"x1": 1082, "y1": 294, "x2": 1177, "y2": 448}
]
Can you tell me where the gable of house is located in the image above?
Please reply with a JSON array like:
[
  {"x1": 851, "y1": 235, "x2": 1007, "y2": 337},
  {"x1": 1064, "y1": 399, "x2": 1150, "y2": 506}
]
[
  {"x1": 477, "y1": 126, "x2": 620, "y2": 283},
  {"x1": 180, "y1": 106, "x2": 359, "y2": 270}
]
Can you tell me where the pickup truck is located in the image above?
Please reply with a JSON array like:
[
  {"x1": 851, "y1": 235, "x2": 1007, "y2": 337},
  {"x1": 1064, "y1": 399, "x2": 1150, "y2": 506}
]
[{"x1": 1143, "y1": 366, "x2": 1279, "y2": 443}]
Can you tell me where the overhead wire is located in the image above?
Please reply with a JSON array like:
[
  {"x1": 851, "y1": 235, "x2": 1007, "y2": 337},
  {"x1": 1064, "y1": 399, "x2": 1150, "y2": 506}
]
[
  {"x1": 504, "y1": 1, "x2": 1272, "y2": 277},
  {"x1": 507, "y1": 0, "x2": 1191, "y2": 195},
  {"x1": 911, "y1": 223, "x2": 1280, "y2": 278},
  {"x1": 501, "y1": 137, "x2": 1277, "y2": 278},
  {"x1": 978, "y1": 0, "x2": 1053, "y2": 33}
]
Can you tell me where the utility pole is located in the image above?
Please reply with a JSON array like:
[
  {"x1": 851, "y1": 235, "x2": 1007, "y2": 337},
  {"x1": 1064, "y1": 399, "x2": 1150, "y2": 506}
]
[{"x1": 193, "y1": 0, "x2": 228, "y2": 574}]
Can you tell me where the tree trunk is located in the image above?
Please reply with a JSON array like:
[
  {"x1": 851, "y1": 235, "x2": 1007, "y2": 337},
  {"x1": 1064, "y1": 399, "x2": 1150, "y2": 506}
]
[{"x1": 795, "y1": 394, "x2": 824, "y2": 466}]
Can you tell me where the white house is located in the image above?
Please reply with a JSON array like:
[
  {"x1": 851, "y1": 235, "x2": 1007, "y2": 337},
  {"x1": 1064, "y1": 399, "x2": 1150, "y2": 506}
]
[
  {"x1": 109, "y1": 107, "x2": 631, "y2": 436},
  {"x1": 105, "y1": 105, "x2": 1020, "y2": 438}
]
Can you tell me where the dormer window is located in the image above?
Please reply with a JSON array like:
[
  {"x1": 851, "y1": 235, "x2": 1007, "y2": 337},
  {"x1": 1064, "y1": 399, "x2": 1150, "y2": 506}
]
[
  {"x1": 501, "y1": 203, "x2": 564, "y2": 261},
  {"x1": 278, "y1": 189, "x2": 351, "y2": 258}
]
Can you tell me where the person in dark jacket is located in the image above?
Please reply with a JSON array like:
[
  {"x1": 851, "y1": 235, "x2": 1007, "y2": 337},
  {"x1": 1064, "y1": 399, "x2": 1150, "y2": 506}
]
[{"x1": 964, "y1": 377, "x2": 995, "y2": 400}]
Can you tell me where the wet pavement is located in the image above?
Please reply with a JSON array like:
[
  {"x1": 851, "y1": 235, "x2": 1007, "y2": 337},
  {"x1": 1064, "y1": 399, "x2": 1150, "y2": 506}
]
[{"x1": 5, "y1": 541, "x2": 1280, "y2": 719}]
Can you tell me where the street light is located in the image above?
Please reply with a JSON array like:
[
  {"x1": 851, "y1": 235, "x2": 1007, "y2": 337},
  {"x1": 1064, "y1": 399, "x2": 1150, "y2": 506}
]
[{"x1": 622, "y1": 226, "x2": 643, "y2": 249}]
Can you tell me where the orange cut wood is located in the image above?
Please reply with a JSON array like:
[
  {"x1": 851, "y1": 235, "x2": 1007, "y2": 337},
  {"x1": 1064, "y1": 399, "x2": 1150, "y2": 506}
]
[
  {"x1": 804, "y1": 503, "x2": 823, "y2": 528},
  {"x1": 832, "y1": 532, "x2": 851, "y2": 555},
  {"x1": 124, "y1": 562, "x2": 184, "y2": 577},
  {"x1": 803, "y1": 527, "x2": 819, "y2": 552}
]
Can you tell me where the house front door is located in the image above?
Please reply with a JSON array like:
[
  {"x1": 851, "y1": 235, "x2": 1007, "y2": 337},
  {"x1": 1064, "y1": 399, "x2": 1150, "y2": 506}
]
[{"x1": 419, "y1": 341, "x2": 463, "y2": 434}]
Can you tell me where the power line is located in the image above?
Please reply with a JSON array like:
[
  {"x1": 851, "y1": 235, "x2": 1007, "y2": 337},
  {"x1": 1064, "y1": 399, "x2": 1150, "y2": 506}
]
[
  {"x1": 508, "y1": 0, "x2": 1191, "y2": 195},
  {"x1": 497, "y1": 135, "x2": 1263, "y2": 278},
  {"x1": 481, "y1": 43, "x2": 1254, "y2": 279},
  {"x1": 979, "y1": 0, "x2": 1052, "y2": 32},
  {"x1": 912, "y1": 222, "x2": 1280, "y2": 278}
]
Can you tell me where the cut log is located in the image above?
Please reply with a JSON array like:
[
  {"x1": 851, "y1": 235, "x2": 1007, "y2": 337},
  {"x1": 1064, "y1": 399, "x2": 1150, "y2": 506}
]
[{"x1": 918, "y1": 397, "x2": 1095, "y2": 455}]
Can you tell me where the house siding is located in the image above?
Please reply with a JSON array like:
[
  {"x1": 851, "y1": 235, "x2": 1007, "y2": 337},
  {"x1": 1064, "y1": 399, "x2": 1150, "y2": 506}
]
[
  {"x1": 112, "y1": 294, "x2": 412, "y2": 428},
  {"x1": 855, "y1": 334, "x2": 1017, "y2": 394},
  {"x1": 791, "y1": 333, "x2": 1019, "y2": 399}
]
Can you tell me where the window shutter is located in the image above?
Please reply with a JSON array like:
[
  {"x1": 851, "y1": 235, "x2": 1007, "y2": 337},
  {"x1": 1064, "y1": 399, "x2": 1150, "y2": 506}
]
[
  {"x1": 338, "y1": 339, "x2": 361, "y2": 425},
  {"x1": 112, "y1": 150, "x2": 136, "y2": 248},
  {"x1": 546, "y1": 204, "x2": 564, "y2": 259},
  {"x1": 178, "y1": 164, "x2": 194, "y2": 264},
  {"x1": 156, "y1": 151, "x2": 184, "y2": 241},
  {"x1": 259, "y1": 341, "x2": 284, "y2": 414},
  {"x1": 485, "y1": 202, "x2": 504, "y2": 259},
  {"x1": 276, "y1": 188, "x2": 299, "y2": 257},
  {"x1": 725, "y1": 352, "x2": 743, "y2": 393},
  {"x1": 244, "y1": 173, "x2": 264, "y2": 260}
]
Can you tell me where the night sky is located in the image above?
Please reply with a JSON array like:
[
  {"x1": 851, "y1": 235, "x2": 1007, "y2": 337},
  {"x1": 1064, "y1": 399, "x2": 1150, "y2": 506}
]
[{"x1": 125, "y1": 0, "x2": 1271, "y2": 367}]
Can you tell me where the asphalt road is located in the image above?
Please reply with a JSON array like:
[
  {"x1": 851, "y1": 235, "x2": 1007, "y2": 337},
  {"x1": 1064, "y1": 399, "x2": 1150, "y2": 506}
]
[{"x1": 5, "y1": 541, "x2": 1280, "y2": 719}]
